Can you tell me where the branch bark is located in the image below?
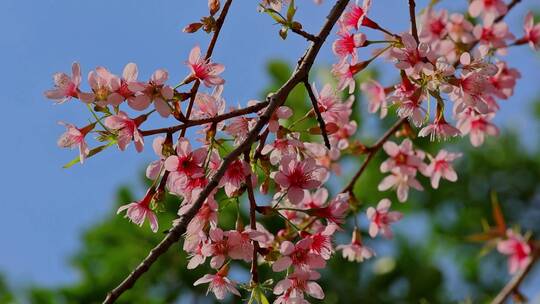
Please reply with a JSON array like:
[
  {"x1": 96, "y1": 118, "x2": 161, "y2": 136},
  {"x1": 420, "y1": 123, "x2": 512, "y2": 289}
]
[
  {"x1": 407, "y1": 0, "x2": 419, "y2": 43},
  {"x1": 102, "y1": 0, "x2": 350, "y2": 302},
  {"x1": 304, "y1": 79, "x2": 331, "y2": 149}
]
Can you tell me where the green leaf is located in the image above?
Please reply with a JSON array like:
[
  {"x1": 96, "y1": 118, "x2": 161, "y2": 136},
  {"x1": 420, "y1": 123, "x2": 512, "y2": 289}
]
[
  {"x1": 287, "y1": 0, "x2": 296, "y2": 22},
  {"x1": 263, "y1": 8, "x2": 286, "y2": 24},
  {"x1": 62, "y1": 141, "x2": 114, "y2": 168}
]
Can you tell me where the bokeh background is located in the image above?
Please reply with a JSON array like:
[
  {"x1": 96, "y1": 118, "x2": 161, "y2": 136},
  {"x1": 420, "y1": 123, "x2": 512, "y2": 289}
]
[{"x1": 1, "y1": 0, "x2": 540, "y2": 303}]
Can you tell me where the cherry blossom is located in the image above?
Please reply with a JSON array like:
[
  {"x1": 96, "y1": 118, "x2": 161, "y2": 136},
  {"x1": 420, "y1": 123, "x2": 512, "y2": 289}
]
[
  {"x1": 117, "y1": 188, "x2": 158, "y2": 232},
  {"x1": 57, "y1": 122, "x2": 92, "y2": 164},
  {"x1": 523, "y1": 12, "x2": 540, "y2": 50},
  {"x1": 378, "y1": 170, "x2": 423, "y2": 202},
  {"x1": 44, "y1": 62, "x2": 86, "y2": 103},
  {"x1": 418, "y1": 115, "x2": 460, "y2": 141},
  {"x1": 272, "y1": 155, "x2": 326, "y2": 204},
  {"x1": 361, "y1": 79, "x2": 387, "y2": 118},
  {"x1": 104, "y1": 111, "x2": 145, "y2": 152},
  {"x1": 420, "y1": 150, "x2": 461, "y2": 189},
  {"x1": 272, "y1": 238, "x2": 326, "y2": 272},
  {"x1": 367, "y1": 199, "x2": 403, "y2": 239},
  {"x1": 193, "y1": 270, "x2": 241, "y2": 300},
  {"x1": 336, "y1": 228, "x2": 375, "y2": 262},
  {"x1": 274, "y1": 270, "x2": 325, "y2": 303},
  {"x1": 186, "y1": 45, "x2": 225, "y2": 87},
  {"x1": 497, "y1": 230, "x2": 532, "y2": 274}
]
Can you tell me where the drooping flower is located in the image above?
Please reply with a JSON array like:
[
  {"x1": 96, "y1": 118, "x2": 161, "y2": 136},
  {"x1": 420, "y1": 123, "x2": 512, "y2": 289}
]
[
  {"x1": 420, "y1": 150, "x2": 461, "y2": 189},
  {"x1": 524, "y1": 11, "x2": 540, "y2": 50},
  {"x1": 418, "y1": 115, "x2": 460, "y2": 141},
  {"x1": 340, "y1": 0, "x2": 373, "y2": 31},
  {"x1": 361, "y1": 80, "x2": 387, "y2": 118},
  {"x1": 57, "y1": 122, "x2": 93, "y2": 164},
  {"x1": 366, "y1": 199, "x2": 403, "y2": 239},
  {"x1": 390, "y1": 33, "x2": 433, "y2": 77},
  {"x1": 193, "y1": 269, "x2": 241, "y2": 300},
  {"x1": 333, "y1": 23, "x2": 366, "y2": 60},
  {"x1": 497, "y1": 230, "x2": 532, "y2": 274},
  {"x1": 104, "y1": 111, "x2": 145, "y2": 152},
  {"x1": 219, "y1": 159, "x2": 251, "y2": 197},
  {"x1": 273, "y1": 270, "x2": 325, "y2": 302},
  {"x1": 186, "y1": 45, "x2": 225, "y2": 87},
  {"x1": 272, "y1": 155, "x2": 326, "y2": 204},
  {"x1": 117, "y1": 188, "x2": 158, "y2": 232},
  {"x1": 272, "y1": 238, "x2": 326, "y2": 272},
  {"x1": 378, "y1": 170, "x2": 424, "y2": 202},
  {"x1": 146, "y1": 136, "x2": 167, "y2": 180},
  {"x1": 456, "y1": 110, "x2": 499, "y2": 147},
  {"x1": 336, "y1": 227, "x2": 375, "y2": 262}
]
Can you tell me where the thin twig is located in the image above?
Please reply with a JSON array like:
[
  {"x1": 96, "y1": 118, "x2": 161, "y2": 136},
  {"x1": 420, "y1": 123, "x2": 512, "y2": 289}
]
[
  {"x1": 303, "y1": 79, "x2": 331, "y2": 149},
  {"x1": 140, "y1": 100, "x2": 269, "y2": 136},
  {"x1": 102, "y1": 0, "x2": 350, "y2": 302},
  {"x1": 491, "y1": 249, "x2": 539, "y2": 304},
  {"x1": 244, "y1": 152, "x2": 260, "y2": 284},
  {"x1": 341, "y1": 118, "x2": 407, "y2": 194},
  {"x1": 291, "y1": 27, "x2": 319, "y2": 42},
  {"x1": 407, "y1": 0, "x2": 419, "y2": 43}
]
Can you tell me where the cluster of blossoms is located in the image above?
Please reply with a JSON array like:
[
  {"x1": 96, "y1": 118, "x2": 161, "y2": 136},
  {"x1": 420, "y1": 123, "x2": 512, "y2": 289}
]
[{"x1": 45, "y1": 0, "x2": 538, "y2": 302}]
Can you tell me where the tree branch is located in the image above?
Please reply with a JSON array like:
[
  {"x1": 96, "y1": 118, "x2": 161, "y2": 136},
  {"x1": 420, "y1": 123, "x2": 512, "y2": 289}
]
[
  {"x1": 407, "y1": 0, "x2": 419, "y2": 43},
  {"x1": 491, "y1": 249, "x2": 539, "y2": 304},
  {"x1": 291, "y1": 27, "x2": 320, "y2": 42},
  {"x1": 244, "y1": 152, "x2": 260, "y2": 285},
  {"x1": 341, "y1": 117, "x2": 407, "y2": 194},
  {"x1": 102, "y1": 0, "x2": 350, "y2": 302},
  {"x1": 303, "y1": 79, "x2": 331, "y2": 149},
  {"x1": 140, "y1": 100, "x2": 269, "y2": 136}
]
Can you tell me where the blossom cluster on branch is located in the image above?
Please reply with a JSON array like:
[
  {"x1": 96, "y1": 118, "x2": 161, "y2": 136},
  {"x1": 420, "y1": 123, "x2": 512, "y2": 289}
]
[{"x1": 45, "y1": 0, "x2": 539, "y2": 303}]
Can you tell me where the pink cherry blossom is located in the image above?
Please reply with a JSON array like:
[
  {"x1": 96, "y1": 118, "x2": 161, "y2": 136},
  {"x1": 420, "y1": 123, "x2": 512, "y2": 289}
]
[
  {"x1": 225, "y1": 115, "x2": 255, "y2": 146},
  {"x1": 272, "y1": 238, "x2": 326, "y2": 272},
  {"x1": 380, "y1": 139, "x2": 423, "y2": 176},
  {"x1": 202, "y1": 227, "x2": 230, "y2": 269},
  {"x1": 457, "y1": 110, "x2": 499, "y2": 147},
  {"x1": 447, "y1": 13, "x2": 475, "y2": 44},
  {"x1": 332, "y1": 59, "x2": 358, "y2": 94},
  {"x1": 340, "y1": 0, "x2": 372, "y2": 31},
  {"x1": 473, "y1": 21, "x2": 514, "y2": 50},
  {"x1": 85, "y1": 67, "x2": 124, "y2": 106},
  {"x1": 272, "y1": 156, "x2": 326, "y2": 204},
  {"x1": 361, "y1": 80, "x2": 387, "y2": 118},
  {"x1": 187, "y1": 45, "x2": 225, "y2": 87},
  {"x1": 312, "y1": 83, "x2": 353, "y2": 124},
  {"x1": 524, "y1": 12, "x2": 540, "y2": 50},
  {"x1": 490, "y1": 62, "x2": 521, "y2": 100},
  {"x1": 219, "y1": 159, "x2": 251, "y2": 197},
  {"x1": 390, "y1": 33, "x2": 433, "y2": 77},
  {"x1": 366, "y1": 199, "x2": 403, "y2": 239},
  {"x1": 420, "y1": 150, "x2": 461, "y2": 189},
  {"x1": 193, "y1": 272, "x2": 240, "y2": 300},
  {"x1": 378, "y1": 170, "x2": 423, "y2": 202},
  {"x1": 193, "y1": 86, "x2": 226, "y2": 122},
  {"x1": 146, "y1": 136, "x2": 167, "y2": 180},
  {"x1": 389, "y1": 78, "x2": 426, "y2": 126},
  {"x1": 134, "y1": 69, "x2": 175, "y2": 117},
  {"x1": 104, "y1": 111, "x2": 145, "y2": 152},
  {"x1": 268, "y1": 106, "x2": 293, "y2": 132},
  {"x1": 468, "y1": 0, "x2": 507, "y2": 24},
  {"x1": 310, "y1": 193, "x2": 349, "y2": 225},
  {"x1": 117, "y1": 188, "x2": 158, "y2": 232},
  {"x1": 57, "y1": 122, "x2": 92, "y2": 164},
  {"x1": 497, "y1": 230, "x2": 532, "y2": 274},
  {"x1": 336, "y1": 228, "x2": 375, "y2": 262},
  {"x1": 261, "y1": 135, "x2": 303, "y2": 165},
  {"x1": 333, "y1": 23, "x2": 366, "y2": 60},
  {"x1": 274, "y1": 270, "x2": 324, "y2": 302},
  {"x1": 164, "y1": 137, "x2": 206, "y2": 178},
  {"x1": 300, "y1": 188, "x2": 328, "y2": 209},
  {"x1": 418, "y1": 116, "x2": 460, "y2": 141},
  {"x1": 307, "y1": 224, "x2": 337, "y2": 260},
  {"x1": 44, "y1": 62, "x2": 86, "y2": 103}
]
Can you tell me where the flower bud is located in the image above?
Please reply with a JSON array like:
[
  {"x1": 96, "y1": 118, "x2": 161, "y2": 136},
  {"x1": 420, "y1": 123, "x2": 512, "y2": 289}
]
[
  {"x1": 183, "y1": 22, "x2": 203, "y2": 33},
  {"x1": 208, "y1": 0, "x2": 220, "y2": 16}
]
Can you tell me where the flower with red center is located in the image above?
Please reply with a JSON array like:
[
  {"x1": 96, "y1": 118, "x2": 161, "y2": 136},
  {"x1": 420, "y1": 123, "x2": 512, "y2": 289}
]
[
  {"x1": 366, "y1": 198, "x2": 403, "y2": 239},
  {"x1": 340, "y1": 0, "x2": 373, "y2": 31},
  {"x1": 332, "y1": 23, "x2": 366, "y2": 60},
  {"x1": 310, "y1": 193, "x2": 349, "y2": 225},
  {"x1": 273, "y1": 269, "x2": 325, "y2": 302},
  {"x1": 273, "y1": 156, "x2": 326, "y2": 204},
  {"x1": 473, "y1": 21, "x2": 514, "y2": 50},
  {"x1": 44, "y1": 62, "x2": 88, "y2": 103},
  {"x1": 418, "y1": 115, "x2": 460, "y2": 141},
  {"x1": 219, "y1": 159, "x2": 251, "y2": 197},
  {"x1": 193, "y1": 266, "x2": 241, "y2": 300},
  {"x1": 133, "y1": 69, "x2": 175, "y2": 117},
  {"x1": 468, "y1": 0, "x2": 507, "y2": 24},
  {"x1": 202, "y1": 227, "x2": 231, "y2": 269},
  {"x1": 361, "y1": 79, "x2": 388, "y2": 118},
  {"x1": 420, "y1": 149, "x2": 461, "y2": 189},
  {"x1": 420, "y1": 8, "x2": 448, "y2": 43},
  {"x1": 312, "y1": 83, "x2": 353, "y2": 124},
  {"x1": 300, "y1": 188, "x2": 328, "y2": 209},
  {"x1": 389, "y1": 77, "x2": 426, "y2": 127},
  {"x1": 57, "y1": 122, "x2": 94, "y2": 164},
  {"x1": 332, "y1": 59, "x2": 367, "y2": 94},
  {"x1": 104, "y1": 111, "x2": 145, "y2": 152},
  {"x1": 457, "y1": 110, "x2": 499, "y2": 147},
  {"x1": 497, "y1": 229, "x2": 532, "y2": 274},
  {"x1": 307, "y1": 224, "x2": 337, "y2": 260},
  {"x1": 193, "y1": 86, "x2": 226, "y2": 132},
  {"x1": 261, "y1": 134, "x2": 303, "y2": 165},
  {"x1": 146, "y1": 136, "x2": 167, "y2": 180},
  {"x1": 390, "y1": 33, "x2": 432, "y2": 77},
  {"x1": 380, "y1": 139, "x2": 424, "y2": 176},
  {"x1": 164, "y1": 137, "x2": 206, "y2": 178},
  {"x1": 490, "y1": 62, "x2": 521, "y2": 100},
  {"x1": 336, "y1": 227, "x2": 375, "y2": 262},
  {"x1": 186, "y1": 45, "x2": 225, "y2": 87},
  {"x1": 272, "y1": 238, "x2": 326, "y2": 272},
  {"x1": 117, "y1": 188, "x2": 159, "y2": 232},
  {"x1": 524, "y1": 12, "x2": 540, "y2": 50},
  {"x1": 447, "y1": 13, "x2": 475, "y2": 44}
]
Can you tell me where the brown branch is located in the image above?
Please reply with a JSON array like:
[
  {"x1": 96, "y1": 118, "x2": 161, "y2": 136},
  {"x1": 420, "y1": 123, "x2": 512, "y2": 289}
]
[
  {"x1": 102, "y1": 0, "x2": 350, "y2": 302},
  {"x1": 407, "y1": 0, "x2": 419, "y2": 43},
  {"x1": 291, "y1": 27, "x2": 319, "y2": 42},
  {"x1": 303, "y1": 79, "x2": 331, "y2": 149},
  {"x1": 180, "y1": 0, "x2": 234, "y2": 138},
  {"x1": 491, "y1": 249, "x2": 539, "y2": 304},
  {"x1": 140, "y1": 100, "x2": 269, "y2": 136},
  {"x1": 244, "y1": 152, "x2": 260, "y2": 284},
  {"x1": 341, "y1": 117, "x2": 407, "y2": 194}
]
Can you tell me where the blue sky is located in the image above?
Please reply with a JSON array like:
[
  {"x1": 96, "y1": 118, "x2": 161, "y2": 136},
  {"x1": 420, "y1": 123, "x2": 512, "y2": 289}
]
[{"x1": 1, "y1": 0, "x2": 539, "y2": 292}]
